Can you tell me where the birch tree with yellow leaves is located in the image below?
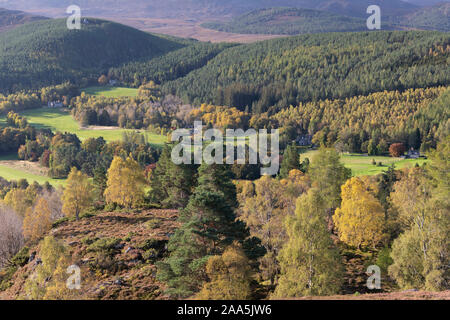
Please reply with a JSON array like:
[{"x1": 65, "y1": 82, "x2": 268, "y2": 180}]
[
  {"x1": 333, "y1": 177, "x2": 385, "y2": 249},
  {"x1": 23, "y1": 198, "x2": 52, "y2": 242},
  {"x1": 104, "y1": 156, "x2": 147, "y2": 208},
  {"x1": 62, "y1": 167, "x2": 94, "y2": 220}
]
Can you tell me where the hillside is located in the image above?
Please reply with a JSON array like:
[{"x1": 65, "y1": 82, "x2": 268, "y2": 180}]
[
  {"x1": 0, "y1": 8, "x2": 47, "y2": 32},
  {"x1": 202, "y1": 8, "x2": 374, "y2": 35},
  {"x1": 396, "y1": 3, "x2": 450, "y2": 31},
  {"x1": 1, "y1": 208, "x2": 448, "y2": 300},
  {"x1": 162, "y1": 31, "x2": 450, "y2": 112},
  {"x1": 0, "y1": 209, "x2": 179, "y2": 300},
  {"x1": 0, "y1": 18, "x2": 184, "y2": 93}
]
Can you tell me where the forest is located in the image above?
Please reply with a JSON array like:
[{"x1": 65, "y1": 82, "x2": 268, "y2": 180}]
[
  {"x1": 0, "y1": 18, "x2": 184, "y2": 93},
  {"x1": 162, "y1": 31, "x2": 450, "y2": 113},
  {"x1": 201, "y1": 8, "x2": 371, "y2": 35},
  {"x1": 0, "y1": 135, "x2": 448, "y2": 299}
]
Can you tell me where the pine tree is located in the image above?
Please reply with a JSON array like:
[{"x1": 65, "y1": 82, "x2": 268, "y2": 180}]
[
  {"x1": 157, "y1": 163, "x2": 263, "y2": 298},
  {"x1": 274, "y1": 189, "x2": 343, "y2": 297},
  {"x1": 279, "y1": 142, "x2": 300, "y2": 179},
  {"x1": 149, "y1": 144, "x2": 171, "y2": 204},
  {"x1": 93, "y1": 166, "x2": 107, "y2": 202},
  {"x1": 149, "y1": 144, "x2": 197, "y2": 208},
  {"x1": 163, "y1": 163, "x2": 197, "y2": 209}
]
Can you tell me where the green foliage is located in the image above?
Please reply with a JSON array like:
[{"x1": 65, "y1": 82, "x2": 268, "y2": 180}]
[
  {"x1": 376, "y1": 246, "x2": 394, "y2": 274},
  {"x1": 87, "y1": 238, "x2": 121, "y2": 256},
  {"x1": 9, "y1": 246, "x2": 29, "y2": 268},
  {"x1": 149, "y1": 144, "x2": 197, "y2": 208},
  {"x1": 109, "y1": 42, "x2": 234, "y2": 87},
  {"x1": 272, "y1": 87, "x2": 448, "y2": 153},
  {"x1": 24, "y1": 236, "x2": 68, "y2": 299},
  {"x1": 274, "y1": 189, "x2": 344, "y2": 297},
  {"x1": 389, "y1": 140, "x2": 449, "y2": 291},
  {"x1": 157, "y1": 163, "x2": 263, "y2": 298},
  {"x1": 279, "y1": 142, "x2": 301, "y2": 178},
  {"x1": 0, "y1": 18, "x2": 183, "y2": 93},
  {"x1": 202, "y1": 7, "x2": 369, "y2": 35},
  {"x1": 163, "y1": 31, "x2": 450, "y2": 112},
  {"x1": 308, "y1": 148, "x2": 351, "y2": 209}
]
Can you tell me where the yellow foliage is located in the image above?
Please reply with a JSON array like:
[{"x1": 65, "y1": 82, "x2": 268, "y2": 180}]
[
  {"x1": 104, "y1": 156, "x2": 146, "y2": 208},
  {"x1": 189, "y1": 104, "x2": 250, "y2": 130},
  {"x1": 23, "y1": 198, "x2": 52, "y2": 243},
  {"x1": 62, "y1": 167, "x2": 94, "y2": 220},
  {"x1": 3, "y1": 188, "x2": 36, "y2": 217},
  {"x1": 333, "y1": 177, "x2": 385, "y2": 248},
  {"x1": 196, "y1": 244, "x2": 253, "y2": 300}
]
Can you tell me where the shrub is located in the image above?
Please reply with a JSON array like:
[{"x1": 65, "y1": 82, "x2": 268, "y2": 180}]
[
  {"x1": 376, "y1": 246, "x2": 393, "y2": 273},
  {"x1": 145, "y1": 219, "x2": 161, "y2": 229},
  {"x1": 87, "y1": 238, "x2": 121, "y2": 256}
]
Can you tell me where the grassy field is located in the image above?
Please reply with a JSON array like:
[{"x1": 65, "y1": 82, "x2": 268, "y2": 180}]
[
  {"x1": 82, "y1": 86, "x2": 139, "y2": 97},
  {"x1": 0, "y1": 154, "x2": 66, "y2": 186},
  {"x1": 0, "y1": 106, "x2": 166, "y2": 186},
  {"x1": 300, "y1": 149, "x2": 429, "y2": 176},
  {"x1": 0, "y1": 108, "x2": 167, "y2": 145}
]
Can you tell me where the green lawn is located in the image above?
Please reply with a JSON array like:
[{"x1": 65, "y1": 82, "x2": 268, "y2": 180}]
[
  {"x1": 82, "y1": 86, "x2": 139, "y2": 97},
  {"x1": 300, "y1": 149, "x2": 429, "y2": 176},
  {"x1": 0, "y1": 107, "x2": 167, "y2": 145},
  {"x1": 0, "y1": 154, "x2": 66, "y2": 186},
  {"x1": 0, "y1": 165, "x2": 66, "y2": 186}
]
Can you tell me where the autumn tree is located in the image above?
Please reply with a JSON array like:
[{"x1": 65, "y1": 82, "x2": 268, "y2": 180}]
[
  {"x1": 389, "y1": 138, "x2": 449, "y2": 291},
  {"x1": 23, "y1": 198, "x2": 52, "y2": 243},
  {"x1": 44, "y1": 254, "x2": 83, "y2": 300},
  {"x1": 104, "y1": 156, "x2": 147, "y2": 208},
  {"x1": 389, "y1": 143, "x2": 406, "y2": 157},
  {"x1": 196, "y1": 243, "x2": 253, "y2": 300},
  {"x1": 3, "y1": 187, "x2": 36, "y2": 217},
  {"x1": 333, "y1": 177, "x2": 385, "y2": 248},
  {"x1": 238, "y1": 172, "x2": 310, "y2": 285},
  {"x1": 98, "y1": 75, "x2": 108, "y2": 86},
  {"x1": 274, "y1": 189, "x2": 343, "y2": 298},
  {"x1": 25, "y1": 236, "x2": 68, "y2": 300},
  {"x1": 62, "y1": 167, "x2": 94, "y2": 220}
]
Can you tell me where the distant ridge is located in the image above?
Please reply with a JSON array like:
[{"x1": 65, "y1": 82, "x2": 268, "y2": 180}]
[
  {"x1": 0, "y1": 7, "x2": 48, "y2": 32},
  {"x1": 202, "y1": 7, "x2": 375, "y2": 35}
]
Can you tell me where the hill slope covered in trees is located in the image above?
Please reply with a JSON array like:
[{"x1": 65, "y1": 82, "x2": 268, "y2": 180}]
[
  {"x1": 395, "y1": 3, "x2": 450, "y2": 31},
  {"x1": 162, "y1": 31, "x2": 450, "y2": 113},
  {"x1": 201, "y1": 8, "x2": 371, "y2": 35},
  {"x1": 0, "y1": 18, "x2": 185, "y2": 93},
  {"x1": 0, "y1": 8, "x2": 47, "y2": 32}
]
